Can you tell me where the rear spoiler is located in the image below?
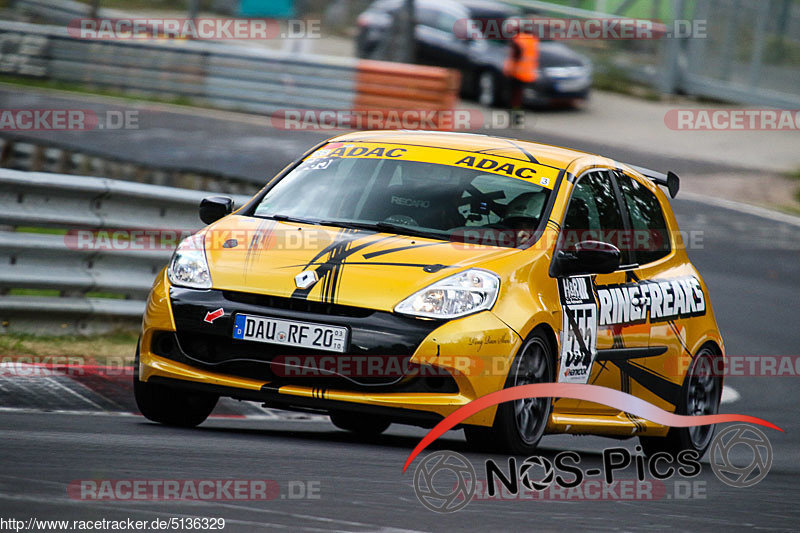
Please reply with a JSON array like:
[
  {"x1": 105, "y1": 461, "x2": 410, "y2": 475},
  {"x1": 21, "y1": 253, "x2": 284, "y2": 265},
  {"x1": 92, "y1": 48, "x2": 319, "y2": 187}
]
[{"x1": 626, "y1": 165, "x2": 681, "y2": 199}]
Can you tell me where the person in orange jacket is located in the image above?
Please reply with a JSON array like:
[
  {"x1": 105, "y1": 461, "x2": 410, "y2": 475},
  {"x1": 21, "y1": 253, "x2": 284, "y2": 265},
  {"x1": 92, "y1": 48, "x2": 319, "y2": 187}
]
[{"x1": 503, "y1": 26, "x2": 539, "y2": 109}]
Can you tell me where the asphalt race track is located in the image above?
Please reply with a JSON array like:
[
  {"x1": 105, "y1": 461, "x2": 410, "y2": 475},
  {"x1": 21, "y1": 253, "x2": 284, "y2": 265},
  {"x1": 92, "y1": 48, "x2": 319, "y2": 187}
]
[
  {"x1": 1, "y1": 87, "x2": 799, "y2": 531},
  {"x1": 0, "y1": 87, "x2": 755, "y2": 181}
]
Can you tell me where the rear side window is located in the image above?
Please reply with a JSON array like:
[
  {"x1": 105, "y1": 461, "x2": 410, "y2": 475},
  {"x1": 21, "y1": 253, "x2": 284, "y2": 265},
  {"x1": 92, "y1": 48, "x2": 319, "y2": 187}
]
[{"x1": 617, "y1": 173, "x2": 671, "y2": 265}]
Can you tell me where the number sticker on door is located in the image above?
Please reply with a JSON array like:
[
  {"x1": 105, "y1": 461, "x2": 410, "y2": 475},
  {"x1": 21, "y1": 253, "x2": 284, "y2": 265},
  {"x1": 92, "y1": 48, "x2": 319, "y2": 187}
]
[{"x1": 557, "y1": 275, "x2": 598, "y2": 384}]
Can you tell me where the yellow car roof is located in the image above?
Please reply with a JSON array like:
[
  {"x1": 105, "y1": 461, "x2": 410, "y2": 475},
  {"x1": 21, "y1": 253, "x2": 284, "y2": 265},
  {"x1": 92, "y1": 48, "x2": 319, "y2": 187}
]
[{"x1": 330, "y1": 130, "x2": 596, "y2": 171}]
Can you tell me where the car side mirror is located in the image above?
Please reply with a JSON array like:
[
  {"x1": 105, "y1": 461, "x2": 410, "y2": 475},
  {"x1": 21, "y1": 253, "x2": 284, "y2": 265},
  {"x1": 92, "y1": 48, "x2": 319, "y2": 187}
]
[
  {"x1": 549, "y1": 240, "x2": 621, "y2": 277},
  {"x1": 199, "y1": 196, "x2": 233, "y2": 225}
]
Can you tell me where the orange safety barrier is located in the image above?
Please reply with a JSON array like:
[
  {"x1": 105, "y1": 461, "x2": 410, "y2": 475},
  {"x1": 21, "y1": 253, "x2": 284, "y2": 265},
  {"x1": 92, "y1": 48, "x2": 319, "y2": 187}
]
[{"x1": 354, "y1": 60, "x2": 462, "y2": 130}]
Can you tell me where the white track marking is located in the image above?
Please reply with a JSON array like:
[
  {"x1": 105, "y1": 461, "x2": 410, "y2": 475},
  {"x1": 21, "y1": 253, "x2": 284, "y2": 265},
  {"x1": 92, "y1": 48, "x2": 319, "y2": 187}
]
[
  {"x1": 680, "y1": 192, "x2": 800, "y2": 227},
  {"x1": 44, "y1": 376, "x2": 106, "y2": 410},
  {"x1": 0, "y1": 407, "x2": 135, "y2": 417},
  {"x1": 0, "y1": 405, "x2": 330, "y2": 421}
]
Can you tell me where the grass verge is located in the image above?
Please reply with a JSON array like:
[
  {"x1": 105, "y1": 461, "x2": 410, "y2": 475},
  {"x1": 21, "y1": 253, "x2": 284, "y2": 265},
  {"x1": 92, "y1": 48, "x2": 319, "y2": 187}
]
[
  {"x1": 0, "y1": 76, "x2": 196, "y2": 107},
  {"x1": 0, "y1": 331, "x2": 139, "y2": 363}
]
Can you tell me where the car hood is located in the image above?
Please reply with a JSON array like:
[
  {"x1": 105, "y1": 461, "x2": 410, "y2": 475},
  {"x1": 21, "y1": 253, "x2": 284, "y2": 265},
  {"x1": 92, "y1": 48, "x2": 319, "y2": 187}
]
[
  {"x1": 538, "y1": 41, "x2": 589, "y2": 68},
  {"x1": 476, "y1": 40, "x2": 589, "y2": 70},
  {"x1": 201, "y1": 215, "x2": 520, "y2": 312}
]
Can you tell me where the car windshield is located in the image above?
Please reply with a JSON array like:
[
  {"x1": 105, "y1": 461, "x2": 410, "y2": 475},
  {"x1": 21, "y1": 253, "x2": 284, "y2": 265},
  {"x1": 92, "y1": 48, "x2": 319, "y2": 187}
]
[{"x1": 252, "y1": 144, "x2": 553, "y2": 248}]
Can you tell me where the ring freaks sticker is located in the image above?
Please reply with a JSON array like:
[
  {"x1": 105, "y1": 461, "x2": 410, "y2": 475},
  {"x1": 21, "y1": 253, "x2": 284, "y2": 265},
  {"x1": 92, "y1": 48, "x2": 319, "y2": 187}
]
[{"x1": 558, "y1": 276, "x2": 598, "y2": 384}]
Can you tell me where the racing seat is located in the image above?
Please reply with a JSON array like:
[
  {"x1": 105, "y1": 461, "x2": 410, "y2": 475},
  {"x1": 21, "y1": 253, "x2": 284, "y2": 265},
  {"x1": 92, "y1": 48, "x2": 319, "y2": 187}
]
[
  {"x1": 502, "y1": 191, "x2": 547, "y2": 225},
  {"x1": 360, "y1": 169, "x2": 465, "y2": 230}
]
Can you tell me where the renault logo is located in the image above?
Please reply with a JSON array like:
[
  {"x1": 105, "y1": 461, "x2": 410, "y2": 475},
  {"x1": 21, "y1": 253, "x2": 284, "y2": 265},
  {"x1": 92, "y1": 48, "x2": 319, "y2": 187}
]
[{"x1": 294, "y1": 270, "x2": 318, "y2": 289}]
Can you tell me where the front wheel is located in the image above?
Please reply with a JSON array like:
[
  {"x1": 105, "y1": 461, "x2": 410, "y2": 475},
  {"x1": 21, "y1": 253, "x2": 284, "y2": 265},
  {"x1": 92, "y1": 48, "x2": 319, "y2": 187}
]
[
  {"x1": 465, "y1": 329, "x2": 554, "y2": 454},
  {"x1": 133, "y1": 340, "x2": 218, "y2": 428},
  {"x1": 639, "y1": 346, "x2": 722, "y2": 458}
]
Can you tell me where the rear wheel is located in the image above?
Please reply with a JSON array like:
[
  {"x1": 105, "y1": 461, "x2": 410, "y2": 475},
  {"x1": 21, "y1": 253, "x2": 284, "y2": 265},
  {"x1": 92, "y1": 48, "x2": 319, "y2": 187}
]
[
  {"x1": 639, "y1": 345, "x2": 722, "y2": 458},
  {"x1": 465, "y1": 329, "x2": 554, "y2": 454},
  {"x1": 133, "y1": 339, "x2": 218, "y2": 428},
  {"x1": 330, "y1": 412, "x2": 390, "y2": 436}
]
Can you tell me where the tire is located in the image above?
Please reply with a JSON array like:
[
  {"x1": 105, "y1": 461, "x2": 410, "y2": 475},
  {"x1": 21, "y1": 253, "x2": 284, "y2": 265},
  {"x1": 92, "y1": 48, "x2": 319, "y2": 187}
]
[
  {"x1": 476, "y1": 70, "x2": 501, "y2": 108},
  {"x1": 329, "y1": 412, "x2": 390, "y2": 436},
  {"x1": 133, "y1": 339, "x2": 218, "y2": 428},
  {"x1": 639, "y1": 345, "x2": 722, "y2": 459},
  {"x1": 465, "y1": 329, "x2": 554, "y2": 454}
]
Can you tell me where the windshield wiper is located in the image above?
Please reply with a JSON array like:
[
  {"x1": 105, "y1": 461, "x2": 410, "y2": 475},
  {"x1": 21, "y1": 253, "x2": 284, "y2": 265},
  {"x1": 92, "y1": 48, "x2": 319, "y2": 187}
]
[
  {"x1": 319, "y1": 220, "x2": 448, "y2": 241},
  {"x1": 258, "y1": 213, "x2": 321, "y2": 225}
]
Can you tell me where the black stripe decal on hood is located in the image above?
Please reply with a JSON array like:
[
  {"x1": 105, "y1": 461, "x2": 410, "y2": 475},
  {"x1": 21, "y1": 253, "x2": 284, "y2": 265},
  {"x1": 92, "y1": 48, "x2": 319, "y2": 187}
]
[{"x1": 291, "y1": 230, "x2": 396, "y2": 301}]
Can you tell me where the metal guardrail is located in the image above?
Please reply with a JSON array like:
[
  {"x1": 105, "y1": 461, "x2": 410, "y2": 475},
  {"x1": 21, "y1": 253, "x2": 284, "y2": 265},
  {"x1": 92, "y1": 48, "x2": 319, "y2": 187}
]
[
  {"x1": 0, "y1": 19, "x2": 356, "y2": 113},
  {"x1": 0, "y1": 168, "x2": 249, "y2": 334},
  {"x1": 13, "y1": 0, "x2": 96, "y2": 25},
  {"x1": 0, "y1": 18, "x2": 459, "y2": 119},
  {"x1": 0, "y1": 135, "x2": 261, "y2": 194}
]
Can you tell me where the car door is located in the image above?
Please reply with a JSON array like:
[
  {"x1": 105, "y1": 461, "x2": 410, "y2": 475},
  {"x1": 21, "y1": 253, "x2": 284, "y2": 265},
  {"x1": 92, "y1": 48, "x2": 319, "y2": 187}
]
[
  {"x1": 614, "y1": 170, "x2": 690, "y2": 413},
  {"x1": 554, "y1": 169, "x2": 651, "y2": 416}
]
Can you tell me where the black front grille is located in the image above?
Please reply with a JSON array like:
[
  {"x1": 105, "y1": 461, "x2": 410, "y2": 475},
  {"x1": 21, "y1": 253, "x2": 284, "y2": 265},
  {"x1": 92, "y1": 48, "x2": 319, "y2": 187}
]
[
  {"x1": 223, "y1": 291, "x2": 372, "y2": 318},
  {"x1": 163, "y1": 287, "x2": 455, "y2": 392},
  {"x1": 151, "y1": 330, "x2": 458, "y2": 393}
]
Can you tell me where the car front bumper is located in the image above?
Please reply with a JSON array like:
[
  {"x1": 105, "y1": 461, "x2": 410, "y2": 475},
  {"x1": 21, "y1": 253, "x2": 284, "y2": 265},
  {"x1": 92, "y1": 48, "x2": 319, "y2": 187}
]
[
  {"x1": 524, "y1": 73, "x2": 592, "y2": 104},
  {"x1": 138, "y1": 269, "x2": 523, "y2": 428}
]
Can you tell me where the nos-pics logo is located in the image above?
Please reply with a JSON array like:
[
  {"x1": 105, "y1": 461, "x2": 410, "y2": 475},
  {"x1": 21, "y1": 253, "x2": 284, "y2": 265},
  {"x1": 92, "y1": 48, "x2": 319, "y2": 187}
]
[{"x1": 412, "y1": 424, "x2": 773, "y2": 512}]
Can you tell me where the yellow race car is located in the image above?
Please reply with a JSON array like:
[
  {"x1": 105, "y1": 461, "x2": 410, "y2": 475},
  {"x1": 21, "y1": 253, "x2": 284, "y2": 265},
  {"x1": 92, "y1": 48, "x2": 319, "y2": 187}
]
[{"x1": 135, "y1": 130, "x2": 725, "y2": 456}]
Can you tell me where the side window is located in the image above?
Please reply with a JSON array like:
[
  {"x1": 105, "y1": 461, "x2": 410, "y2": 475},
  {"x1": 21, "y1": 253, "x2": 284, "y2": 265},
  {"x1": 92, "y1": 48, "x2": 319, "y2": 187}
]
[
  {"x1": 562, "y1": 171, "x2": 632, "y2": 265},
  {"x1": 617, "y1": 173, "x2": 671, "y2": 265},
  {"x1": 435, "y1": 11, "x2": 460, "y2": 34},
  {"x1": 415, "y1": 6, "x2": 440, "y2": 28}
]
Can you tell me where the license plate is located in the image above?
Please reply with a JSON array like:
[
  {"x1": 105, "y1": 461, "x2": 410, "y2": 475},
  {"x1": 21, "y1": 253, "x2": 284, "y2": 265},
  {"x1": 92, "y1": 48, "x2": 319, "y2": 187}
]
[
  {"x1": 556, "y1": 77, "x2": 590, "y2": 92},
  {"x1": 233, "y1": 314, "x2": 348, "y2": 353}
]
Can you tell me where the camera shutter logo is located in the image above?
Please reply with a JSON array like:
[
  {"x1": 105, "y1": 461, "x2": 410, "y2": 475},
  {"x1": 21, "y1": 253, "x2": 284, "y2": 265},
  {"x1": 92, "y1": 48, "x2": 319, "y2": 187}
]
[
  {"x1": 519, "y1": 456, "x2": 555, "y2": 491},
  {"x1": 710, "y1": 424, "x2": 772, "y2": 488},
  {"x1": 413, "y1": 451, "x2": 476, "y2": 513}
]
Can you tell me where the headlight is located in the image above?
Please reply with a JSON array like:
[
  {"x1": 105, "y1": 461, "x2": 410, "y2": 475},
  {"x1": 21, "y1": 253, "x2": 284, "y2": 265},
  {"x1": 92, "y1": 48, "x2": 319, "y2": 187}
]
[
  {"x1": 544, "y1": 65, "x2": 590, "y2": 79},
  {"x1": 394, "y1": 269, "x2": 500, "y2": 319},
  {"x1": 167, "y1": 235, "x2": 212, "y2": 289}
]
